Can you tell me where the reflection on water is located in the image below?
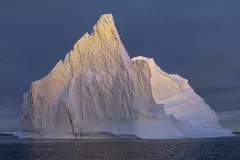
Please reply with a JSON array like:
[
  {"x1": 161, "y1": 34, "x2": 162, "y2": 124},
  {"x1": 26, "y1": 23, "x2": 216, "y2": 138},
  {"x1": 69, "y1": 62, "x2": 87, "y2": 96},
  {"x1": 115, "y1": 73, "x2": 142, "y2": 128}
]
[{"x1": 0, "y1": 136, "x2": 240, "y2": 160}]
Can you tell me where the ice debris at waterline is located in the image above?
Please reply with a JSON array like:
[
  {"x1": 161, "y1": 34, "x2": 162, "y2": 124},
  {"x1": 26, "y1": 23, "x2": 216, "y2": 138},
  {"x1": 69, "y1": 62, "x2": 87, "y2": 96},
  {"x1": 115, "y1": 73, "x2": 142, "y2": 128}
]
[{"x1": 17, "y1": 14, "x2": 232, "y2": 139}]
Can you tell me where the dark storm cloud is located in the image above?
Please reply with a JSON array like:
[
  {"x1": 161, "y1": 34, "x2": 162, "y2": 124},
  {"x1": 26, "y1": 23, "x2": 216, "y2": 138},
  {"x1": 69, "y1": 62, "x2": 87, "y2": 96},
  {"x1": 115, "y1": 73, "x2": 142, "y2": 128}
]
[{"x1": 0, "y1": 0, "x2": 240, "y2": 131}]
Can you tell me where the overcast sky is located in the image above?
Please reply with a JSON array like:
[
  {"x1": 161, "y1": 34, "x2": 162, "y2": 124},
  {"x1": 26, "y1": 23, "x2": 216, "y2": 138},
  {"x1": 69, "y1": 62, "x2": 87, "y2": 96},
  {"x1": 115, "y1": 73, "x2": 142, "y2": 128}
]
[{"x1": 0, "y1": 0, "x2": 240, "y2": 132}]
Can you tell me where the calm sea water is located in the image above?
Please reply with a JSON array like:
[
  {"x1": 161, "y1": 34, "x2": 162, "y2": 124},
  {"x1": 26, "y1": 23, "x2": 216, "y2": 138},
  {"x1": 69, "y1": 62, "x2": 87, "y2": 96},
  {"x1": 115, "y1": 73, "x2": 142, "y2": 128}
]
[{"x1": 0, "y1": 136, "x2": 240, "y2": 160}]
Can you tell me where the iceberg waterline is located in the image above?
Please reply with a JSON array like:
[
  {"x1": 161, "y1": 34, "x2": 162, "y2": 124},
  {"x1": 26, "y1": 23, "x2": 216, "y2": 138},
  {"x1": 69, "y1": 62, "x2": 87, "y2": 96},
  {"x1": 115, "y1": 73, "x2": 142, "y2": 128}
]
[{"x1": 18, "y1": 14, "x2": 232, "y2": 139}]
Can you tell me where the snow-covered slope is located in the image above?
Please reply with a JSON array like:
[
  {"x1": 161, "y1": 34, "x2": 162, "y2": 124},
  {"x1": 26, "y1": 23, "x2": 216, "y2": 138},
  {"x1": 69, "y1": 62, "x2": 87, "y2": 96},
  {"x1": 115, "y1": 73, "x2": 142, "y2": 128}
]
[{"x1": 18, "y1": 14, "x2": 232, "y2": 139}]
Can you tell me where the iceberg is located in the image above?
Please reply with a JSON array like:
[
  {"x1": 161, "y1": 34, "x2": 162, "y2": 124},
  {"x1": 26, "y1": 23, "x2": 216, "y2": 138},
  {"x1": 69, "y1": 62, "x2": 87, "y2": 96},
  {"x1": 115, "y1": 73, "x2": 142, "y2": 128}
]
[{"x1": 18, "y1": 14, "x2": 232, "y2": 139}]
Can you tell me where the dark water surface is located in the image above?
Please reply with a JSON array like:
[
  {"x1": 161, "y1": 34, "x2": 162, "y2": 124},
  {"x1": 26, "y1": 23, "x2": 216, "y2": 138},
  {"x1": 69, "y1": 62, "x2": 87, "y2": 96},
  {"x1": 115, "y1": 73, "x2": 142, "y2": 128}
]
[{"x1": 0, "y1": 136, "x2": 240, "y2": 160}]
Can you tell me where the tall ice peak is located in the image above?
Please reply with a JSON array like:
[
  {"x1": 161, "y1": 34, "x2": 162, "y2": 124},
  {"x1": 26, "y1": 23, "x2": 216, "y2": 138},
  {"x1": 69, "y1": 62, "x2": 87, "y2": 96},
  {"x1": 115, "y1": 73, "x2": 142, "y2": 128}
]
[
  {"x1": 73, "y1": 14, "x2": 120, "y2": 50},
  {"x1": 92, "y1": 14, "x2": 119, "y2": 37},
  {"x1": 96, "y1": 14, "x2": 115, "y2": 25}
]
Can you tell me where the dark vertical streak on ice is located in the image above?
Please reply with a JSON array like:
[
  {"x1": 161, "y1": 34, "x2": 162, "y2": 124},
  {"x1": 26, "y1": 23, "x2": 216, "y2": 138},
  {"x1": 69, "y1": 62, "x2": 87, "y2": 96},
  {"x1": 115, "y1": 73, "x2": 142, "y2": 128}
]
[
  {"x1": 65, "y1": 52, "x2": 76, "y2": 137},
  {"x1": 67, "y1": 109, "x2": 77, "y2": 139},
  {"x1": 78, "y1": 48, "x2": 84, "y2": 135}
]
